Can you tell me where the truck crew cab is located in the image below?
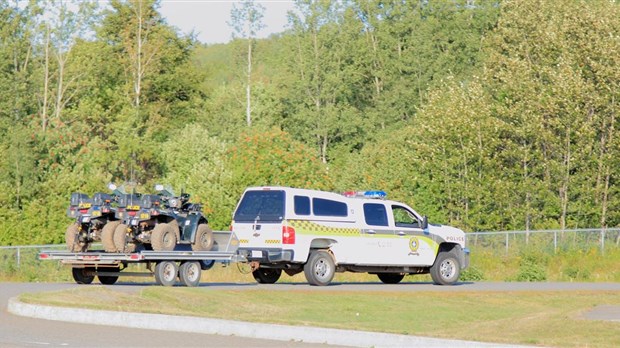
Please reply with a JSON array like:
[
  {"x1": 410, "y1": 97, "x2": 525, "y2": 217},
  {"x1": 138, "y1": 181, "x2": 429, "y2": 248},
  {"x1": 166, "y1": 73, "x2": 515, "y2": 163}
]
[{"x1": 231, "y1": 186, "x2": 469, "y2": 286}]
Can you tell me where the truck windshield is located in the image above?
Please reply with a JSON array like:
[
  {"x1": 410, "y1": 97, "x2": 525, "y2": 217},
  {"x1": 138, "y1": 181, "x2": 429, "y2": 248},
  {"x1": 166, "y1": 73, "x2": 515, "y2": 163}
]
[{"x1": 233, "y1": 190, "x2": 285, "y2": 222}]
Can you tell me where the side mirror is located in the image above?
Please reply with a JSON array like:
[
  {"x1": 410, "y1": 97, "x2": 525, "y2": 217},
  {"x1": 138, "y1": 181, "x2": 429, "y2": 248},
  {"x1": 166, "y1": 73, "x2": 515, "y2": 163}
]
[
  {"x1": 108, "y1": 183, "x2": 117, "y2": 191},
  {"x1": 421, "y1": 215, "x2": 429, "y2": 230},
  {"x1": 155, "y1": 184, "x2": 164, "y2": 191}
]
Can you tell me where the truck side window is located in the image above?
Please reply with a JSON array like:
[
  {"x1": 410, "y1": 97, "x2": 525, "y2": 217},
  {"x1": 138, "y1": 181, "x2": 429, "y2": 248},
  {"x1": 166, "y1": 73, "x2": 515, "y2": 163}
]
[
  {"x1": 294, "y1": 195, "x2": 311, "y2": 215},
  {"x1": 392, "y1": 205, "x2": 419, "y2": 228},
  {"x1": 313, "y1": 198, "x2": 348, "y2": 217},
  {"x1": 363, "y1": 203, "x2": 388, "y2": 226}
]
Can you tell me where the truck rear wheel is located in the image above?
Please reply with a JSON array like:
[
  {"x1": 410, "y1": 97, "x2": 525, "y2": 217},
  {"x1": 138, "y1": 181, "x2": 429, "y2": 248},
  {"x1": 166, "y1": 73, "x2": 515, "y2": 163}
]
[
  {"x1": 113, "y1": 224, "x2": 136, "y2": 253},
  {"x1": 252, "y1": 268, "x2": 282, "y2": 284},
  {"x1": 179, "y1": 261, "x2": 201, "y2": 287},
  {"x1": 72, "y1": 267, "x2": 94, "y2": 284},
  {"x1": 191, "y1": 224, "x2": 214, "y2": 251},
  {"x1": 154, "y1": 261, "x2": 178, "y2": 287},
  {"x1": 304, "y1": 250, "x2": 335, "y2": 286},
  {"x1": 151, "y1": 223, "x2": 177, "y2": 251},
  {"x1": 377, "y1": 273, "x2": 405, "y2": 284},
  {"x1": 98, "y1": 266, "x2": 120, "y2": 285},
  {"x1": 65, "y1": 223, "x2": 87, "y2": 252},
  {"x1": 102, "y1": 221, "x2": 120, "y2": 252},
  {"x1": 430, "y1": 250, "x2": 461, "y2": 285}
]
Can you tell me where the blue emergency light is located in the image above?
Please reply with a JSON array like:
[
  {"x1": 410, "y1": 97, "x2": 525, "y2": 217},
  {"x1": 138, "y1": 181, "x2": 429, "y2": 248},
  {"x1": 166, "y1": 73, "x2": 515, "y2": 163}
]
[{"x1": 342, "y1": 190, "x2": 387, "y2": 199}]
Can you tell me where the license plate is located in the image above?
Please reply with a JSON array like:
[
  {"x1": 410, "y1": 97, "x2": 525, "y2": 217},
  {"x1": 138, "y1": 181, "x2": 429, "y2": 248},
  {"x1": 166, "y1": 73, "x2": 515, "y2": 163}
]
[
  {"x1": 131, "y1": 218, "x2": 139, "y2": 226},
  {"x1": 78, "y1": 203, "x2": 92, "y2": 209},
  {"x1": 251, "y1": 250, "x2": 262, "y2": 258},
  {"x1": 80, "y1": 216, "x2": 91, "y2": 223},
  {"x1": 139, "y1": 213, "x2": 150, "y2": 219},
  {"x1": 127, "y1": 205, "x2": 140, "y2": 210},
  {"x1": 92, "y1": 211, "x2": 102, "y2": 217}
]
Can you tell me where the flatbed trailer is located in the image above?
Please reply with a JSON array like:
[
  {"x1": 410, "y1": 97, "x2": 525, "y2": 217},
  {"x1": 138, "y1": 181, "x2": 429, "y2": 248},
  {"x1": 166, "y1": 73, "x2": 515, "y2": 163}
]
[{"x1": 39, "y1": 231, "x2": 245, "y2": 287}]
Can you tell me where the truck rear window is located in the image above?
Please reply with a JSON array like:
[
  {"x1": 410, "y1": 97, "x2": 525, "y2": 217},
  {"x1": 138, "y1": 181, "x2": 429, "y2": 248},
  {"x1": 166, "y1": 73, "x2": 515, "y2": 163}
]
[{"x1": 233, "y1": 190, "x2": 285, "y2": 222}]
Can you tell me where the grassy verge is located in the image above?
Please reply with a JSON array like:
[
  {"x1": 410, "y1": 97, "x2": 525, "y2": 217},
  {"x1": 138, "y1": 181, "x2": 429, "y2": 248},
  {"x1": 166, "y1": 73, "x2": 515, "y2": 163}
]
[{"x1": 20, "y1": 286, "x2": 620, "y2": 347}]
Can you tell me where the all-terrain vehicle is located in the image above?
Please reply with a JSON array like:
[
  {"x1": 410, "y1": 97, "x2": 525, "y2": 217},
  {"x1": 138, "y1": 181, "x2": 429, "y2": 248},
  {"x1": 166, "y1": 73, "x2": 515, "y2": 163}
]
[
  {"x1": 65, "y1": 184, "x2": 121, "y2": 252},
  {"x1": 111, "y1": 185, "x2": 214, "y2": 253}
]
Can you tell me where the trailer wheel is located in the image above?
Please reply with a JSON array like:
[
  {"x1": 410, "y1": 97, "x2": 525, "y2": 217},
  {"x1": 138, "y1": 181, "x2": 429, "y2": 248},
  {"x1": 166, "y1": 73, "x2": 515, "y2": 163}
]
[
  {"x1": 191, "y1": 224, "x2": 213, "y2": 251},
  {"x1": 97, "y1": 266, "x2": 120, "y2": 285},
  {"x1": 72, "y1": 267, "x2": 95, "y2": 284},
  {"x1": 252, "y1": 268, "x2": 282, "y2": 284},
  {"x1": 377, "y1": 273, "x2": 405, "y2": 284},
  {"x1": 113, "y1": 224, "x2": 136, "y2": 253},
  {"x1": 430, "y1": 250, "x2": 461, "y2": 285},
  {"x1": 154, "y1": 261, "x2": 178, "y2": 286},
  {"x1": 179, "y1": 261, "x2": 201, "y2": 287},
  {"x1": 151, "y1": 223, "x2": 177, "y2": 251},
  {"x1": 304, "y1": 250, "x2": 335, "y2": 286},
  {"x1": 102, "y1": 221, "x2": 121, "y2": 252},
  {"x1": 65, "y1": 223, "x2": 87, "y2": 252}
]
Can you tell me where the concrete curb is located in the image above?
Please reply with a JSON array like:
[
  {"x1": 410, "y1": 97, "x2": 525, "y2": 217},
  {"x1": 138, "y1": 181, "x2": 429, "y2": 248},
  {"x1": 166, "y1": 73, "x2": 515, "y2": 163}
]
[{"x1": 8, "y1": 297, "x2": 524, "y2": 348}]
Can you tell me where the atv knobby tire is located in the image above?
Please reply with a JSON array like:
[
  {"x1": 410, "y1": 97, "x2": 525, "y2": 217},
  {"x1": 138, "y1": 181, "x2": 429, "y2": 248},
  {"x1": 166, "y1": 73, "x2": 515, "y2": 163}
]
[
  {"x1": 101, "y1": 220, "x2": 121, "y2": 252},
  {"x1": 151, "y1": 223, "x2": 177, "y2": 251},
  {"x1": 65, "y1": 223, "x2": 87, "y2": 252},
  {"x1": 113, "y1": 223, "x2": 136, "y2": 253},
  {"x1": 191, "y1": 224, "x2": 214, "y2": 251}
]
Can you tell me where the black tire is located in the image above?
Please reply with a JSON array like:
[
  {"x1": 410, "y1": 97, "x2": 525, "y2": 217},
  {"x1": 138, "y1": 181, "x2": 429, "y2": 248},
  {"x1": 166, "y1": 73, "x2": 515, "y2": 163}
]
[
  {"x1": 191, "y1": 224, "x2": 214, "y2": 251},
  {"x1": 179, "y1": 261, "x2": 202, "y2": 287},
  {"x1": 377, "y1": 273, "x2": 405, "y2": 284},
  {"x1": 102, "y1": 221, "x2": 121, "y2": 252},
  {"x1": 113, "y1": 223, "x2": 136, "y2": 253},
  {"x1": 252, "y1": 268, "x2": 282, "y2": 284},
  {"x1": 98, "y1": 266, "x2": 120, "y2": 285},
  {"x1": 154, "y1": 261, "x2": 178, "y2": 287},
  {"x1": 304, "y1": 250, "x2": 335, "y2": 286},
  {"x1": 151, "y1": 223, "x2": 177, "y2": 251},
  {"x1": 65, "y1": 223, "x2": 87, "y2": 252},
  {"x1": 72, "y1": 267, "x2": 94, "y2": 284},
  {"x1": 430, "y1": 250, "x2": 461, "y2": 285}
]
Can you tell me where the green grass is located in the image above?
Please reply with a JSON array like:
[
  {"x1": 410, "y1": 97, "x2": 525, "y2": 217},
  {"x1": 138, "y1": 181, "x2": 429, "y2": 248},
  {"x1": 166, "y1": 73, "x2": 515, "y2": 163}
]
[{"x1": 20, "y1": 286, "x2": 620, "y2": 348}]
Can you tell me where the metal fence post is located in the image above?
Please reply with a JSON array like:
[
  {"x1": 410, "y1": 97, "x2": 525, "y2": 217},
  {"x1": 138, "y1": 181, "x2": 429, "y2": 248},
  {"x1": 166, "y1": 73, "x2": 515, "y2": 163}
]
[
  {"x1": 601, "y1": 228, "x2": 605, "y2": 256},
  {"x1": 506, "y1": 233, "x2": 509, "y2": 256},
  {"x1": 16, "y1": 246, "x2": 21, "y2": 269}
]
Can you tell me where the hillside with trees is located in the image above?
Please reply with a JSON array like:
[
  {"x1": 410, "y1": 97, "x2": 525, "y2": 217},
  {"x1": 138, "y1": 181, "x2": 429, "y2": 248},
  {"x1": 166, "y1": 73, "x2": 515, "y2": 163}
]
[{"x1": 1, "y1": 0, "x2": 619, "y2": 246}]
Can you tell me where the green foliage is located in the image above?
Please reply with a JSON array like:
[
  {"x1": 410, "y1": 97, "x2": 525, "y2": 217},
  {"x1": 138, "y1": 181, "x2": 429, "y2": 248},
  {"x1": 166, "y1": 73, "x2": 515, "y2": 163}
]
[
  {"x1": 460, "y1": 266, "x2": 485, "y2": 282},
  {"x1": 515, "y1": 252, "x2": 548, "y2": 282},
  {"x1": 1, "y1": 0, "x2": 620, "y2": 247}
]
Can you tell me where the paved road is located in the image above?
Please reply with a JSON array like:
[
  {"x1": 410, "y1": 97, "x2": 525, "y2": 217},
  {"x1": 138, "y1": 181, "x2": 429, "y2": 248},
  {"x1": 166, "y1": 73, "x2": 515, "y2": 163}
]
[{"x1": 0, "y1": 283, "x2": 334, "y2": 348}]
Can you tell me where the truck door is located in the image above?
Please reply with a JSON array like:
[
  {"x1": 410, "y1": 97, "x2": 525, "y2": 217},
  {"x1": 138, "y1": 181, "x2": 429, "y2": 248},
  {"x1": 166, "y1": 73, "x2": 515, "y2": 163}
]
[
  {"x1": 390, "y1": 205, "x2": 436, "y2": 266},
  {"x1": 355, "y1": 202, "x2": 398, "y2": 265}
]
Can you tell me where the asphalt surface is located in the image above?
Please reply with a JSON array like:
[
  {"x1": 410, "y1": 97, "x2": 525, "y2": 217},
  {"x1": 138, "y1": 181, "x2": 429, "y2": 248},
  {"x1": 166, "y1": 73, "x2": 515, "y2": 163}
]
[{"x1": 3, "y1": 281, "x2": 620, "y2": 348}]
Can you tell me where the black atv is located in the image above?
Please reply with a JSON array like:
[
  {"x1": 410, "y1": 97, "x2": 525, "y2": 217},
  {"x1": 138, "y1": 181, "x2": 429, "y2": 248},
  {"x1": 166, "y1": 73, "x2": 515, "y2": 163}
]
[
  {"x1": 65, "y1": 186, "x2": 119, "y2": 252},
  {"x1": 112, "y1": 185, "x2": 213, "y2": 253},
  {"x1": 104, "y1": 191, "x2": 142, "y2": 252}
]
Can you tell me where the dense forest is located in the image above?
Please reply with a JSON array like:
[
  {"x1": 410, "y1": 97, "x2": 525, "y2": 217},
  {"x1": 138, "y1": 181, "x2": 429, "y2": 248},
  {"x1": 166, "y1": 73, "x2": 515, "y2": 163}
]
[{"x1": 1, "y1": 0, "x2": 619, "y2": 246}]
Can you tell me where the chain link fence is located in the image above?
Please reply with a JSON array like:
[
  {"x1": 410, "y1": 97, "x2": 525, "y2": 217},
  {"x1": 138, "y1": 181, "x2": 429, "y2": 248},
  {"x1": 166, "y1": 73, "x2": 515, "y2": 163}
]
[{"x1": 467, "y1": 228, "x2": 620, "y2": 256}]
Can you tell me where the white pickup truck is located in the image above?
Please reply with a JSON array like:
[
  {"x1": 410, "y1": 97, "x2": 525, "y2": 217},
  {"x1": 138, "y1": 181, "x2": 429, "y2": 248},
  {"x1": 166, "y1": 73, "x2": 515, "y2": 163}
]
[{"x1": 231, "y1": 186, "x2": 469, "y2": 286}]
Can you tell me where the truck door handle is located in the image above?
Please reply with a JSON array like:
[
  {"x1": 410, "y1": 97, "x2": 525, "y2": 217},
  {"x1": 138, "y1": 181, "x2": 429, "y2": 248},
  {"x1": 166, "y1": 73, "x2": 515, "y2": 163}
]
[
  {"x1": 366, "y1": 230, "x2": 376, "y2": 235},
  {"x1": 397, "y1": 231, "x2": 406, "y2": 236}
]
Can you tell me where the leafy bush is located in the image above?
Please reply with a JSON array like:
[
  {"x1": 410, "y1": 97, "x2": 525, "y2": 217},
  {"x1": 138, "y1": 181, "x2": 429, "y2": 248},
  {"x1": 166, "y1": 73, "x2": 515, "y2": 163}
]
[{"x1": 460, "y1": 266, "x2": 485, "y2": 281}]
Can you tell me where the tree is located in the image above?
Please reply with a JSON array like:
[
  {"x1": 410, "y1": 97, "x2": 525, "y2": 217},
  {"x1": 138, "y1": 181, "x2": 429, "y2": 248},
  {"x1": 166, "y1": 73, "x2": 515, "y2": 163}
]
[{"x1": 229, "y1": 0, "x2": 265, "y2": 127}]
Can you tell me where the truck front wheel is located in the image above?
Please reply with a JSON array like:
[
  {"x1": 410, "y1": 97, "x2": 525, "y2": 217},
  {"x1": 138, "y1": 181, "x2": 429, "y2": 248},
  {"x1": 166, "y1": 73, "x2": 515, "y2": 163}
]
[
  {"x1": 304, "y1": 250, "x2": 335, "y2": 286},
  {"x1": 430, "y1": 250, "x2": 461, "y2": 285},
  {"x1": 252, "y1": 268, "x2": 281, "y2": 284}
]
